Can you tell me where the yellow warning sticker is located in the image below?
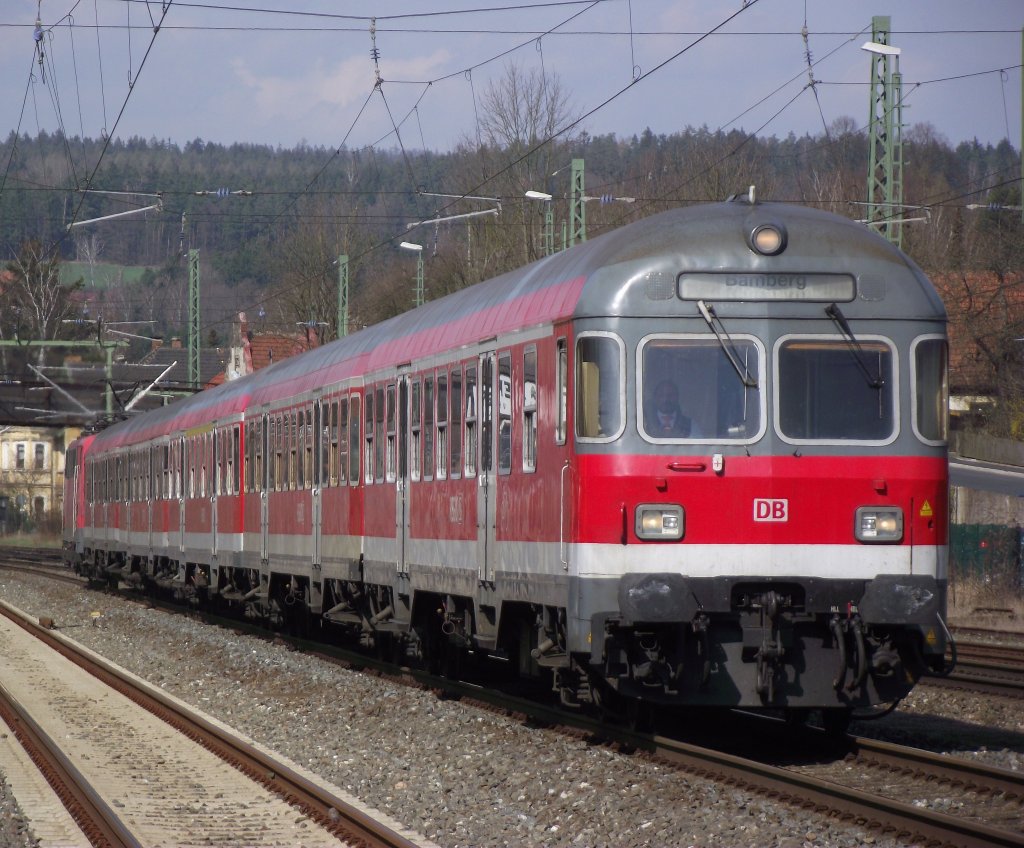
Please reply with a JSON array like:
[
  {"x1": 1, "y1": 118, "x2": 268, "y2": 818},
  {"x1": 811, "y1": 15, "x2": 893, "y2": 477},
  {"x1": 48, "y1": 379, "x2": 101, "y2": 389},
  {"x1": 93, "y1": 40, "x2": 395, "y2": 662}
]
[
  {"x1": 919, "y1": 500, "x2": 933, "y2": 517},
  {"x1": 925, "y1": 627, "x2": 937, "y2": 645}
]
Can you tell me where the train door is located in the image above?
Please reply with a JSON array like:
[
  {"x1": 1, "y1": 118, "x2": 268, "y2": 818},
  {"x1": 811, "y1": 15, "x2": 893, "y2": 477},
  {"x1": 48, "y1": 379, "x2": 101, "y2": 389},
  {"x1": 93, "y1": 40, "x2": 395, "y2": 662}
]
[
  {"x1": 396, "y1": 373, "x2": 410, "y2": 573},
  {"x1": 210, "y1": 431, "x2": 219, "y2": 558},
  {"x1": 260, "y1": 412, "x2": 270, "y2": 562},
  {"x1": 178, "y1": 437, "x2": 186, "y2": 555},
  {"x1": 477, "y1": 351, "x2": 498, "y2": 583},
  {"x1": 147, "y1": 445, "x2": 156, "y2": 556},
  {"x1": 312, "y1": 398, "x2": 323, "y2": 568}
]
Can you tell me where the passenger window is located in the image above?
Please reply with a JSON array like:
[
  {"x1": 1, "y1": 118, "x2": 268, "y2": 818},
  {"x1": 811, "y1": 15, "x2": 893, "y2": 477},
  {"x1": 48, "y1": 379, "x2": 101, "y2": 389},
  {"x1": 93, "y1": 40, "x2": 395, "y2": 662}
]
[
  {"x1": 555, "y1": 337, "x2": 567, "y2": 445},
  {"x1": 523, "y1": 348, "x2": 537, "y2": 472},
  {"x1": 386, "y1": 385, "x2": 397, "y2": 483},
  {"x1": 338, "y1": 400, "x2": 348, "y2": 484},
  {"x1": 640, "y1": 336, "x2": 762, "y2": 441},
  {"x1": 436, "y1": 373, "x2": 448, "y2": 480},
  {"x1": 269, "y1": 417, "x2": 278, "y2": 491},
  {"x1": 912, "y1": 337, "x2": 948, "y2": 444},
  {"x1": 575, "y1": 334, "x2": 624, "y2": 441},
  {"x1": 424, "y1": 377, "x2": 434, "y2": 481},
  {"x1": 304, "y1": 406, "x2": 314, "y2": 488},
  {"x1": 254, "y1": 420, "x2": 263, "y2": 493},
  {"x1": 375, "y1": 387, "x2": 385, "y2": 483},
  {"x1": 465, "y1": 366, "x2": 478, "y2": 478},
  {"x1": 497, "y1": 352, "x2": 512, "y2": 474},
  {"x1": 349, "y1": 395, "x2": 360, "y2": 485},
  {"x1": 410, "y1": 380, "x2": 421, "y2": 482},
  {"x1": 297, "y1": 410, "x2": 306, "y2": 489},
  {"x1": 777, "y1": 337, "x2": 895, "y2": 442},
  {"x1": 364, "y1": 391, "x2": 375, "y2": 484},
  {"x1": 328, "y1": 402, "x2": 339, "y2": 486},
  {"x1": 450, "y1": 368, "x2": 462, "y2": 479}
]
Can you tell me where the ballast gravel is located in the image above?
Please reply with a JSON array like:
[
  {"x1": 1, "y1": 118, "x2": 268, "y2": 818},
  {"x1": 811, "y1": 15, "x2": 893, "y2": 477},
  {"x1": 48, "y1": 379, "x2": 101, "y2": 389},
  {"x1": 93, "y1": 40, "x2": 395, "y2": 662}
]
[{"x1": 1, "y1": 573, "x2": 1021, "y2": 848}]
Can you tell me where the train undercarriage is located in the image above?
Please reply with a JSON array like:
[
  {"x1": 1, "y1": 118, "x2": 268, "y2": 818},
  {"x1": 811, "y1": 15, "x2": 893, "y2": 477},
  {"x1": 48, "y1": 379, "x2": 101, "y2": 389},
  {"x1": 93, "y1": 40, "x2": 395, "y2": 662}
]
[{"x1": 72, "y1": 546, "x2": 950, "y2": 733}]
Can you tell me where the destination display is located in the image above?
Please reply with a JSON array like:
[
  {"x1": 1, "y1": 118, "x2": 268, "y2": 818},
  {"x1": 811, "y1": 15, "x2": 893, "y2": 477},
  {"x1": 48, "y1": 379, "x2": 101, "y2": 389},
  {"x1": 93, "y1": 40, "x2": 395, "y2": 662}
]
[{"x1": 678, "y1": 272, "x2": 856, "y2": 301}]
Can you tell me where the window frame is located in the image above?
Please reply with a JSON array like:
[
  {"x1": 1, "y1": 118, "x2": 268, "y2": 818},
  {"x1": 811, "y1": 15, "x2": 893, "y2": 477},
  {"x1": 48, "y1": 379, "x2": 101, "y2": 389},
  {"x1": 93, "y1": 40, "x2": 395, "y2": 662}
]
[
  {"x1": 636, "y1": 332, "x2": 767, "y2": 445},
  {"x1": 910, "y1": 334, "x2": 948, "y2": 447},
  {"x1": 773, "y1": 333, "x2": 900, "y2": 447},
  {"x1": 574, "y1": 331, "x2": 626, "y2": 443}
]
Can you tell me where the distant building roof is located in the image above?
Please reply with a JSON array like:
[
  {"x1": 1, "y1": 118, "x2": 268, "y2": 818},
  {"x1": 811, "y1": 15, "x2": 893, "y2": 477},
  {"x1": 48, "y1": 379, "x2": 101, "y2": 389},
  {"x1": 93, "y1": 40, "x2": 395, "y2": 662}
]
[{"x1": 930, "y1": 270, "x2": 1024, "y2": 396}]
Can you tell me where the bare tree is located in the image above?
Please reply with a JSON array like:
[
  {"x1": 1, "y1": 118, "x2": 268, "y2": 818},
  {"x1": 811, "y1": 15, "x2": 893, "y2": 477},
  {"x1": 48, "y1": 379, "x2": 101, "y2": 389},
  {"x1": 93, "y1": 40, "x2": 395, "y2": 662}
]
[
  {"x1": 2, "y1": 241, "x2": 83, "y2": 363},
  {"x1": 270, "y1": 199, "x2": 371, "y2": 341},
  {"x1": 74, "y1": 232, "x2": 104, "y2": 288},
  {"x1": 470, "y1": 62, "x2": 581, "y2": 268}
]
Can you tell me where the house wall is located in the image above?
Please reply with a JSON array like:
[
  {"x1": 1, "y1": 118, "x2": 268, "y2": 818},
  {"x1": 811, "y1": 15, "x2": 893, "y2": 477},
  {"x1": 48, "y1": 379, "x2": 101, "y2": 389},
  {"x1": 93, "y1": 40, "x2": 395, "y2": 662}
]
[{"x1": 0, "y1": 425, "x2": 79, "y2": 530}]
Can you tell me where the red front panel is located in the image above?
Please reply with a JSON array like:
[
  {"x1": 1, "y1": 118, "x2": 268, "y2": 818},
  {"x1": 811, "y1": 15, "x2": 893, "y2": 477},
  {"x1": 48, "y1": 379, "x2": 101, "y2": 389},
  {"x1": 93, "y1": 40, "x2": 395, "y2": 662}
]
[{"x1": 573, "y1": 453, "x2": 948, "y2": 547}]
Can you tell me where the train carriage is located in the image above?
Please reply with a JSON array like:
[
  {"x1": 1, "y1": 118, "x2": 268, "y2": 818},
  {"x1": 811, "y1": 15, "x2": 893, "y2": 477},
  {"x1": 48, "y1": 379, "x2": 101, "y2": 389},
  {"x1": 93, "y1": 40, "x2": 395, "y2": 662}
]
[{"x1": 67, "y1": 195, "x2": 950, "y2": 723}]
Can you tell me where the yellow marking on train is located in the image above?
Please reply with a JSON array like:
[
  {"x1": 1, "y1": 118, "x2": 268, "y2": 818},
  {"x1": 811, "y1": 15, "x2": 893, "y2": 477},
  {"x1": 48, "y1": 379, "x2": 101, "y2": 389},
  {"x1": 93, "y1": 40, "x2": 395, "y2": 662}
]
[
  {"x1": 919, "y1": 500, "x2": 933, "y2": 517},
  {"x1": 924, "y1": 627, "x2": 937, "y2": 646}
]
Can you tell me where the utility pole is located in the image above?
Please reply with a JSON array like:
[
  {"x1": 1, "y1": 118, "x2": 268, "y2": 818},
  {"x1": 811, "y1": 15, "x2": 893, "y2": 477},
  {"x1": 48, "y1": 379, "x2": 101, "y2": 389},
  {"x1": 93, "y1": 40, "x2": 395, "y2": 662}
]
[
  {"x1": 864, "y1": 16, "x2": 904, "y2": 247},
  {"x1": 187, "y1": 249, "x2": 201, "y2": 390},
  {"x1": 569, "y1": 158, "x2": 586, "y2": 246},
  {"x1": 337, "y1": 254, "x2": 349, "y2": 339}
]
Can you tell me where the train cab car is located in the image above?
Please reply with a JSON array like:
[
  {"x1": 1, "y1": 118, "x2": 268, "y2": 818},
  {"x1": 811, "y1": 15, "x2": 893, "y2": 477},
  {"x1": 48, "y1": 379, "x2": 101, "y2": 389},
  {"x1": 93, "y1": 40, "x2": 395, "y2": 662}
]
[
  {"x1": 563, "y1": 199, "x2": 949, "y2": 719},
  {"x1": 62, "y1": 433, "x2": 95, "y2": 569}
]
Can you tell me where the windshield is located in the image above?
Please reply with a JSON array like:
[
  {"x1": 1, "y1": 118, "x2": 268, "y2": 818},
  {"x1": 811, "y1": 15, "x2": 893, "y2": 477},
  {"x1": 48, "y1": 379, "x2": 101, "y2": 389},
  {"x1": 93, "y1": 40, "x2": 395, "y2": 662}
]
[
  {"x1": 639, "y1": 336, "x2": 762, "y2": 441},
  {"x1": 777, "y1": 337, "x2": 895, "y2": 442}
]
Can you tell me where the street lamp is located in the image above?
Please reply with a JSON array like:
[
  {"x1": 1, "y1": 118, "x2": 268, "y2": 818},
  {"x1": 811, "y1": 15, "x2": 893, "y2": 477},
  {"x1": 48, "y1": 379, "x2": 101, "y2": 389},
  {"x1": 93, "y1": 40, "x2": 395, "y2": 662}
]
[{"x1": 400, "y1": 241, "x2": 425, "y2": 308}]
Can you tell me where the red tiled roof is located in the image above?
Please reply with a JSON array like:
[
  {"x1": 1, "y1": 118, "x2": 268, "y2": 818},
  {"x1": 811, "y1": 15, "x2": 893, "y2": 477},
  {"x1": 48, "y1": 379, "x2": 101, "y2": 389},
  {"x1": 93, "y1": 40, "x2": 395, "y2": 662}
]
[
  {"x1": 246, "y1": 332, "x2": 318, "y2": 371},
  {"x1": 929, "y1": 270, "x2": 1024, "y2": 393}
]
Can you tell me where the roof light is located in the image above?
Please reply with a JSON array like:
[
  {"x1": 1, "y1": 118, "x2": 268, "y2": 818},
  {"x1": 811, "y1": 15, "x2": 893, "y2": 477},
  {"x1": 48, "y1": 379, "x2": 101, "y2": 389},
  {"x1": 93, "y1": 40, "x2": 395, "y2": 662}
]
[{"x1": 749, "y1": 223, "x2": 787, "y2": 256}]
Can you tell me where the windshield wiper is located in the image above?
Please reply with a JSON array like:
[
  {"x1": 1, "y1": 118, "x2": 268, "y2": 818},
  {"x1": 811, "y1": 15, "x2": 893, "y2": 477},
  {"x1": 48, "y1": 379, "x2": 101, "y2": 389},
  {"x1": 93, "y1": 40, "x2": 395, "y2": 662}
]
[
  {"x1": 825, "y1": 303, "x2": 885, "y2": 389},
  {"x1": 697, "y1": 300, "x2": 758, "y2": 388}
]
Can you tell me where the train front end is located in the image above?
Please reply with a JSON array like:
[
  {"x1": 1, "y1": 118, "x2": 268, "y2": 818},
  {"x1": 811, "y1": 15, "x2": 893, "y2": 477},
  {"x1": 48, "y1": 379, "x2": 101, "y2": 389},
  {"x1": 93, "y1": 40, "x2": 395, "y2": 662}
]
[{"x1": 570, "y1": 199, "x2": 949, "y2": 718}]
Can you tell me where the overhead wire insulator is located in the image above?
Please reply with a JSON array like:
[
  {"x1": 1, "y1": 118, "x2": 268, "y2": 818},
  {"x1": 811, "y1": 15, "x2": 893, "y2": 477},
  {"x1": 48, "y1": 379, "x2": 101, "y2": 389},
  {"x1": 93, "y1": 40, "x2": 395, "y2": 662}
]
[{"x1": 370, "y1": 17, "x2": 382, "y2": 87}]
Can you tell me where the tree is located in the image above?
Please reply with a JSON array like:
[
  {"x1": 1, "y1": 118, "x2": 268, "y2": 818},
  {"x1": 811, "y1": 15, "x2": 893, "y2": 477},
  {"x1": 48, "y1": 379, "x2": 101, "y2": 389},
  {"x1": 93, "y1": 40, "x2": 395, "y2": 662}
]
[
  {"x1": 471, "y1": 62, "x2": 581, "y2": 268},
  {"x1": 2, "y1": 240, "x2": 83, "y2": 354}
]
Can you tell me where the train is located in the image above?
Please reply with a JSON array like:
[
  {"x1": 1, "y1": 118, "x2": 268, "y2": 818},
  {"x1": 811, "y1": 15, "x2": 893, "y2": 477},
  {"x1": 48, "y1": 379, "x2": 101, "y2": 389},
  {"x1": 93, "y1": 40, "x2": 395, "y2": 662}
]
[{"x1": 63, "y1": 193, "x2": 951, "y2": 729}]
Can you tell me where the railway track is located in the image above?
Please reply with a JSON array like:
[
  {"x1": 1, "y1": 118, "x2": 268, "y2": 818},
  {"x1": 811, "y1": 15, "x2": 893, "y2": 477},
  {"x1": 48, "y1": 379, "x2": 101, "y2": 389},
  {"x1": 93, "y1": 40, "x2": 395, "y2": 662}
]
[
  {"x1": 4, "y1": 552, "x2": 1023, "y2": 847},
  {"x1": 0, "y1": 597, "x2": 430, "y2": 848},
  {"x1": 436, "y1": 677, "x2": 1024, "y2": 848},
  {"x1": 922, "y1": 635, "x2": 1024, "y2": 698}
]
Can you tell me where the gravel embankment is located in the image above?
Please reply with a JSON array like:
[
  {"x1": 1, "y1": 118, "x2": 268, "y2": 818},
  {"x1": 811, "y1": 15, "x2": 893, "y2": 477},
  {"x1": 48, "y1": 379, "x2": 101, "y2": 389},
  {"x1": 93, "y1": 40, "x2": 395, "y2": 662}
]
[{"x1": 1, "y1": 573, "x2": 1021, "y2": 848}]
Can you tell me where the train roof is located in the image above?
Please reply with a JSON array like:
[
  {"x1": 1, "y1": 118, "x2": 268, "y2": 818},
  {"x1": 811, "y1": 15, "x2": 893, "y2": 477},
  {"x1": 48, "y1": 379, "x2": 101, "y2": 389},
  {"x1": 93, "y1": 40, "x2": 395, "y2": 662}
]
[{"x1": 87, "y1": 200, "x2": 944, "y2": 453}]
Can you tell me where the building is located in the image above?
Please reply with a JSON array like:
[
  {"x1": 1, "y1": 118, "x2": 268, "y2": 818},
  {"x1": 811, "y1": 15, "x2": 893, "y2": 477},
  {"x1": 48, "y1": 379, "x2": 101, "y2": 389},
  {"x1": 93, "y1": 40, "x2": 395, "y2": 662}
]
[{"x1": 0, "y1": 424, "x2": 79, "y2": 532}]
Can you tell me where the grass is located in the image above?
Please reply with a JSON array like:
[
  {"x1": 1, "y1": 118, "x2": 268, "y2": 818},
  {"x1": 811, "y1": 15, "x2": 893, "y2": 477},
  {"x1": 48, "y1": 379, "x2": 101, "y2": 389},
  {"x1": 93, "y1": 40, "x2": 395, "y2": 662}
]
[
  {"x1": 0, "y1": 533, "x2": 61, "y2": 549},
  {"x1": 62, "y1": 262, "x2": 153, "y2": 289}
]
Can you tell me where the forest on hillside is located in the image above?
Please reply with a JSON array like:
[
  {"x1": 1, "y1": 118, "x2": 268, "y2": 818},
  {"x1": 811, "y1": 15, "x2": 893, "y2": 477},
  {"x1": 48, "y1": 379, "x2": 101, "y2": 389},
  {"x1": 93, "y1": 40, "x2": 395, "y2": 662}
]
[{"x1": 1, "y1": 70, "x2": 1022, "y2": 434}]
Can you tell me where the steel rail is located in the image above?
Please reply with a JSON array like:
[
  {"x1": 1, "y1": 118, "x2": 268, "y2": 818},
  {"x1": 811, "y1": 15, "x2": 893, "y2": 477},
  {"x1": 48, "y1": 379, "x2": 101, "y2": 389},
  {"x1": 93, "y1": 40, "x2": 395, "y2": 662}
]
[
  {"x1": 0, "y1": 600, "x2": 422, "y2": 848},
  {"x1": 0, "y1": 682, "x2": 137, "y2": 848}
]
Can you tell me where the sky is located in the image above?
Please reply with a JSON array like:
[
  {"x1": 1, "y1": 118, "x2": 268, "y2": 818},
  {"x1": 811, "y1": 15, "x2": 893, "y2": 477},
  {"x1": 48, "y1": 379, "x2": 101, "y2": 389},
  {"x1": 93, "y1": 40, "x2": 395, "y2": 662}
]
[{"x1": 1, "y1": 1, "x2": 1022, "y2": 155}]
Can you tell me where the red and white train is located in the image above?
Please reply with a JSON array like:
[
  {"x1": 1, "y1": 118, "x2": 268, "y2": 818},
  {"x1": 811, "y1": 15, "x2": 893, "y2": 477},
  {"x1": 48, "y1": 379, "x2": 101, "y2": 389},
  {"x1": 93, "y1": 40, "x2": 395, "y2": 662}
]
[{"x1": 64, "y1": 196, "x2": 950, "y2": 726}]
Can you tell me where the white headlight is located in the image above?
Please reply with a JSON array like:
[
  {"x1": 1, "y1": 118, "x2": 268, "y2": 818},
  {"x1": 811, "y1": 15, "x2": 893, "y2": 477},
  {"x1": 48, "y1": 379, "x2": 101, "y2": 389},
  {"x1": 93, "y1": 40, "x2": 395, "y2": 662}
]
[
  {"x1": 635, "y1": 504, "x2": 684, "y2": 540},
  {"x1": 856, "y1": 506, "x2": 903, "y2": 543}
]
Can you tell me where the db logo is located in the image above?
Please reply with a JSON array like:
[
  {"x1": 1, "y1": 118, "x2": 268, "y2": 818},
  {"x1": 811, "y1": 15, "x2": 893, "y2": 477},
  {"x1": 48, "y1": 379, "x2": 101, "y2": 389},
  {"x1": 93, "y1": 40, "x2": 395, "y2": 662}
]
[{"x1": 753, "y1": 498, "x2": 789, "y2": 522}]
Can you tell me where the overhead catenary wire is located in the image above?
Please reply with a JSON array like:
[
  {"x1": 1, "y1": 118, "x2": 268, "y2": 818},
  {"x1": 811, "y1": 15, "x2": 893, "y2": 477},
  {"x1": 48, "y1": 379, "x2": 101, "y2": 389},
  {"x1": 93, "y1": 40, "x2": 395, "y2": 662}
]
[{"x1": 3, "y1": 2, "x2": 1018, "y2": 347}]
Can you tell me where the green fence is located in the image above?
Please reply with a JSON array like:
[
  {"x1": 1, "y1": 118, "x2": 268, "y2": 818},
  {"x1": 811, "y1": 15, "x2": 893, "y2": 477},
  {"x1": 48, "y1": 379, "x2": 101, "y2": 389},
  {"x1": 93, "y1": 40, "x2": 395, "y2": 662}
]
[{"x1": 950, "y1": 524, "x2": 1024, "y2": 589}]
